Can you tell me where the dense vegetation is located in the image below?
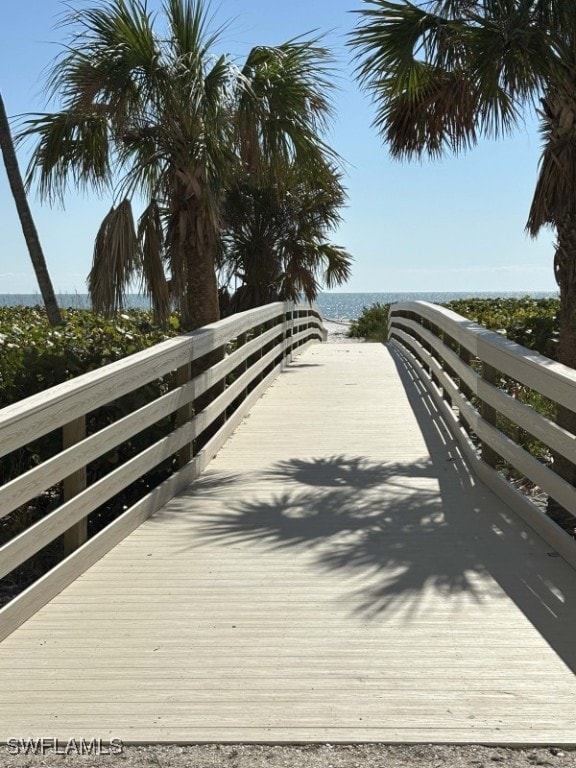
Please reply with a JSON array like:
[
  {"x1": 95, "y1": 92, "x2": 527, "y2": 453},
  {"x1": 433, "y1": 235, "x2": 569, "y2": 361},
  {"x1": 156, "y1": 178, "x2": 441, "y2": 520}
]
[
  {"x1": 441, "y1": 297, "x2": 560, "y2": 359},
  {"x1": 348, "y1": 302, "x2": 390, "y2": 342},
  {"x1": 0, "y1": 307, "x2": 180, "y2": 408}
]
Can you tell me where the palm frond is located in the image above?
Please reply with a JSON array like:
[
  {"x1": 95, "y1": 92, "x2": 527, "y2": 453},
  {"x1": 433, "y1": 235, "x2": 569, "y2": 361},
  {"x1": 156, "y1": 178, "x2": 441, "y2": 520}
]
[
  {"x1": 236, "y1": 38, "x2": 339, "y2": 182},
  {"x1": 21, "y1": 110, "x2": 111, "y2": 202},
  {"x1": 51, "y1": 0, "x2": 161, "y2": 115},
  {"x1": 350, "y1": 0, "x2": 537, "y2": 158},
  {"x1": 166, "y1": 0, "x2": 228, "y2": 61},
  {"x1": 88, "y1": 198, "x2": 140, "y2": 313},
  {"x1": 352, "y1": 1, "x2": 464, "y2": 92},
  {"x1": 463, "y1": 2, "x2": 551, "y2": 100},
  {"x1": 138, "y1": 199, "x2": 172, "y2": 323},
  {"x1": 374, "y1": 64, "x2": 478, "y2": 157},
  {"x1": 320, "y1": 244, "x2": 353, "y2": 289},
  {"x1": 527, "y1": 91, "x2": 576, "y2": 235}
]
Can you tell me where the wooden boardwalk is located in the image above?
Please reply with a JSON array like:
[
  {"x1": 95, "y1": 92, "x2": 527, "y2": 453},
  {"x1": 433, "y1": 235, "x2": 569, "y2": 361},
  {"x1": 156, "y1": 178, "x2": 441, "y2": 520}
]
[{"x1": 1, "y1": 342, "x2": 576, "y2": 744}]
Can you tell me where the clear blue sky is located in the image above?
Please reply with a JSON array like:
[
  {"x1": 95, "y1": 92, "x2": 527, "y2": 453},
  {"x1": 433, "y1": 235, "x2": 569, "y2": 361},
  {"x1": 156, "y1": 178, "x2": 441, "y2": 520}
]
[{"x1": 0, "y1": 0, "x2": 558, "y2": 295}]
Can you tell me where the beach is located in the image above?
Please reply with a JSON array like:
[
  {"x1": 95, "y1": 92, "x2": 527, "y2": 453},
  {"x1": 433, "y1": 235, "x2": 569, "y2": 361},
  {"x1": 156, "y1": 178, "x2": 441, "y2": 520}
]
[{"x1": 323, "y1": 317, "x2": 358, "y2": 343}]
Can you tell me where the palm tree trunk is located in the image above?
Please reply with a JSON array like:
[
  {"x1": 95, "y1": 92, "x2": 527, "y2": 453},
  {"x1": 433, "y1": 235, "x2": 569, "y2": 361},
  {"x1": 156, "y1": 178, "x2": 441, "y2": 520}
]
[
  {"x1": 0, "y1": 93, "x2": 63, "y2": 326},
  {"x1": 548, "y1": 221, "x2": 576, "y2": 534},
  {"x1": 183, "y1": 232, "x2": 220, "y2": 332},
  {"x1": 180, "y1": 206, "x2": 224, "y2": 452}
]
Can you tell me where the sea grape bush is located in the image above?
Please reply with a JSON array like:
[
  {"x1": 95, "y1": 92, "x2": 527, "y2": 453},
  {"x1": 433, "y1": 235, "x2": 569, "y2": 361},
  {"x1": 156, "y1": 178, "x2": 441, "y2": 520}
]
[
  {"x1": 0, "y1": 307, "x2": 180, "y2": 407},
  {"x1": 348, "y1": 302, "x2": 390, "y2": 341},
  {"x1": 442, "y1": 297, "x2": 560, "y2": 359}
]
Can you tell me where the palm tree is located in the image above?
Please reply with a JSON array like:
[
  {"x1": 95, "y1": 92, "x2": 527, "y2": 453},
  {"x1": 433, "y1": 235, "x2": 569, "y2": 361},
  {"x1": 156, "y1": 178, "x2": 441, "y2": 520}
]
[
  {"x1": 21, "y1": 0, "x2": 233, "y2": 331},
  {"x1": 220, "y1": 40, "x2": 352, "y2": 312},
  {"x1": 21, "y1": 0, "x2": 342, "y2": 332},
  {"x1": 350, "y1": 0, "x2": 576, "y2": 523},
  {"x1": 0, "y1": 93, "x2": 63, "y2": 326},
  {"x1": 220, "y1": 161, "x2": 352, "y2": 314}
]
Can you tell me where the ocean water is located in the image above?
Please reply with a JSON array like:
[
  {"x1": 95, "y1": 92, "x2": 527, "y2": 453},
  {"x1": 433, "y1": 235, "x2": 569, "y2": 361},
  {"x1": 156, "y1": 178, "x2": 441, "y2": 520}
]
[
  {"x1": 315, "y1": 291, "x2": 558, "y2": 321},
  {"x1": 0, "y1": 291, "x2": 559, "y2": 322}
]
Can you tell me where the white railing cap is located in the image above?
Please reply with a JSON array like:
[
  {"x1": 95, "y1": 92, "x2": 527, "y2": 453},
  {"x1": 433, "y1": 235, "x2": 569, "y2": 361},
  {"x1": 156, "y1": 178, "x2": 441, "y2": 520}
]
[{"x1": 390, "y1": 301, "x2": 576, "y2": 410}]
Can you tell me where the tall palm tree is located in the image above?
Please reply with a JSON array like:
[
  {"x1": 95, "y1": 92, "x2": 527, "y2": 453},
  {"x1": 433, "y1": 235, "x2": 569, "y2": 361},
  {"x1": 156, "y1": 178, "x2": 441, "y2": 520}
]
[
  {"x1": 21, "y1": 0, "x2": 342, "y2": 332},
  {"x1": 22, "y1": 0, "x2": 233, "y2": 331},
  {"x1": 350, "y1": 0, "x2": 576, "y2": 519},
  {"x1": 221, "y1": 40, "x2": 352, "y2": 312},
  {"x1": 0, "y1": 93, "x2": 63, "y2": 326}
]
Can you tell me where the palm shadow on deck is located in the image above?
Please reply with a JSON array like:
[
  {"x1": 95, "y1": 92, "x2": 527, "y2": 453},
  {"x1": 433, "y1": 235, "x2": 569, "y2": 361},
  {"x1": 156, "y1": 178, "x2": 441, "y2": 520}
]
[{"x1": 158, "y1": 345, "x2": 576, "y2": 676}]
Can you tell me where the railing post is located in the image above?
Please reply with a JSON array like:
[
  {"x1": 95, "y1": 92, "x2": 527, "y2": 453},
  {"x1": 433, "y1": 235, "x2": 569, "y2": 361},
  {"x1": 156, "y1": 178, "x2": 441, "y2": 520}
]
[
  {"x1": 63, "y1": 416, "x2": 87, "y2": 555},
  {"x1": 297, "y1": 310, "x2": 305, "y2": 351},
  {"x1": 236, "y1": 331, "x2": 249, "y2": 405},
  {"x1": 458, "y1": 345, "x2": 473, "y2": 433},
  {"x1": 176, "y1": 362, "x2": 193, "y2": 467},
  {"x1": 285, "y1": 308, "x2": 294, "y2": 364},
  {"x1": 440, "y1": 330, "x2": 456, "y2": 408},
  {"x1": 459, "y1": 346, "x2": 473, "y2": 401},
  {"x1": 428, "y1": 321, "x2": 442, "y2": 390},
  {"x1": 257, "y1": 321, "x2": 266, "y2": 383},
  {"x1": 281, "y1": 309, "x2": 288, "y2": 368},
  {"x1": 419, "y1": 318, "x2": 434, "y2": 381},
  {"x1": 481, "y1": 362, "x2": 499, "y2": 468},
  {"x1": 237, "y1": 332, "x2": 248, "y2": 376},
  {"x1": 272, "y1": 314, "x2": 282, "y2": 367}
]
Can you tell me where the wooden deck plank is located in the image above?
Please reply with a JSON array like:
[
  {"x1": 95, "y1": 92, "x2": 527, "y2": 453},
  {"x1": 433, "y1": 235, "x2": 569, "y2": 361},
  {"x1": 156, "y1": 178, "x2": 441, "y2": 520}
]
[{"x1": 1, "y1": 342, "x2": 576, "y2": 745}]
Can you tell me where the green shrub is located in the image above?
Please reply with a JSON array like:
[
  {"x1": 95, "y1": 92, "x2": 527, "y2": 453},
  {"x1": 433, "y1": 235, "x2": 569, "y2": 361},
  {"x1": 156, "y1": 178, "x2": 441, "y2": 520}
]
[
  {"x1": 442, "y1": 297, "x2": 560, "y2": 359},
  {"x1": 0, "y1": 306, "x2": 181, "y2": 407},
  {"x1": 348, "y1": 302, "x2": 390, "y2": 342}
]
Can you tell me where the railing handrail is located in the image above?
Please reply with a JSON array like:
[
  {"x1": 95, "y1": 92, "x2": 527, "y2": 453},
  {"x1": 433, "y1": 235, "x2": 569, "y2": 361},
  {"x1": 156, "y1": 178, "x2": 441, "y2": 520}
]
[
  {"x1": 388, "y1": 300, "x2": 576, "y2": 570},
  {"x1": 0, "y1": 301, "x2": 325, "y2": 641},
  {"x1": 0, "y1": 301, "x2": 315, "y2": 459},
  {"x1": 391, "y1": 301, "x2": 576, "y2": 409}
]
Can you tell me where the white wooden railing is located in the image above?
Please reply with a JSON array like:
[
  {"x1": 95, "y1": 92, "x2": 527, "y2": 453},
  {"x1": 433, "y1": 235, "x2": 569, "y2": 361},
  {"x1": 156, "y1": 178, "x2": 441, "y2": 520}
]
[
  {"x1": 388, "y1": 301, "x2": 576, "y2": 568},
  {"x1": 0, "y1": 302, "x2": 326, "y2": 641}
]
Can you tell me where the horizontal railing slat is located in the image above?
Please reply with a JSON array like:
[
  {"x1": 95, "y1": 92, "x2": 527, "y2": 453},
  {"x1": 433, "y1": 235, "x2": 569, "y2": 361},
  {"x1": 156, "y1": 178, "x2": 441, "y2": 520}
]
[
  {"x1": 389, "y1": 300, "x2": 576, "y2": 566},
  {"x1": 0, "y1": 416, "x2": 198, "y2": 581},
  {"x1": 476, "y1": 333, "x2": 576, "y2": 413},
  {"x1": 390, "y1": 301, "x2": 481, "y2": 355},
  {"x1": 189, "y1": 342, "x2": 284, "y2": 441},
  {"x1": 390, "y1": 301, "x2": 576, "y2": 411},
  {"x1": 391, "y1": 319, "x2": 478, "y2": 393},
  {"x1": 0, "y1": 358, "x2": 284, "y2": 643},
  {"x1": 476, "y1": 378, "x2": 576, "y2": 464},
  {"x1": 390, "y1": 337, "x2": 576, "y2": 572},
  {"x1": 0, "y1": 338, "x2": 193, "y2": 460},
  {"x1": 474, "y1": 416, "x2": 576, "y2": 517},
  {"x1": 392, "y1": 325, "x2": 576, "y2": 464},
  {"x1": 0, "y1": 384, "x2": 193, "y2": 521},
  {"x1": 0, "y1": 339, "x2": 283, "y2": 581}
]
